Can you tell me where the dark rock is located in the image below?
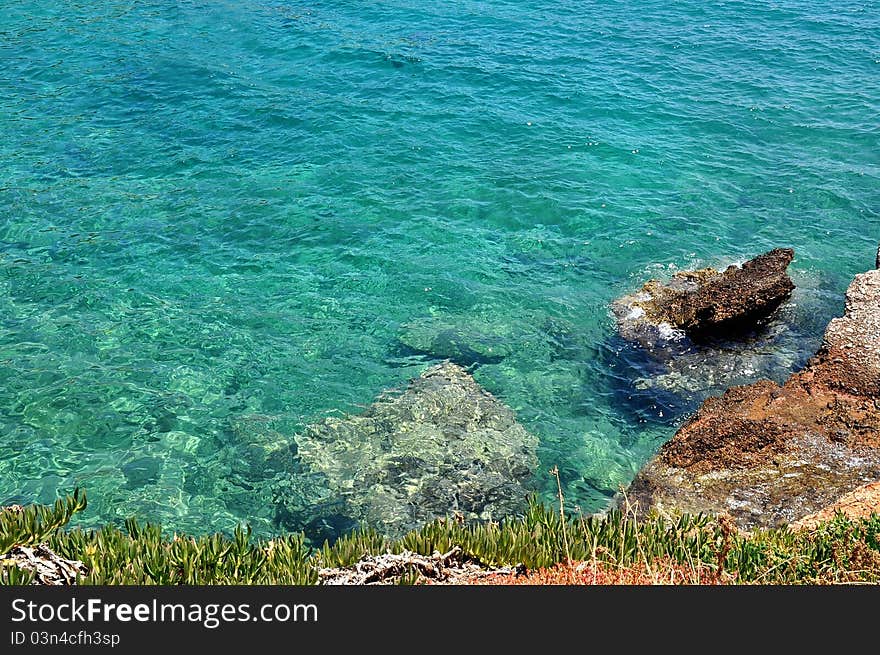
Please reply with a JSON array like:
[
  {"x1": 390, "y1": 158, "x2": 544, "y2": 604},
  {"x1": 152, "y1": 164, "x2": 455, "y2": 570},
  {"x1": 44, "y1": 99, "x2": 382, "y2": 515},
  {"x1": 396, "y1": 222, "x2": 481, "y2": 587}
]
[
  {"x1": 680, "y1": 248, "x2": 796, "y2": 337},
  {"x1": 122, "y1": 456, "x2": 162, "y2": 489},
  {"x1": 623, "y1": 269, "x2": 880, "y2": 530},
  {"x1": 607, "y1": 248, "x2": 811, "y2": 411},
  {"x1": 613, "y1": 248, "x2": 795, "y2": 345}
]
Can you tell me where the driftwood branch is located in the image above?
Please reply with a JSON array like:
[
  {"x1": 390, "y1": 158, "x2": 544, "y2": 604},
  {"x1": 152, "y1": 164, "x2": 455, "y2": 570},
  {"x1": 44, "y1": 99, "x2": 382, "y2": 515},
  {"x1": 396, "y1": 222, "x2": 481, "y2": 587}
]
[
  {"x1": 318, "y1": 546, "x2": 523, "y2": 585},
  {"x1": 1, "y1": 543, "x2": 88, "y2": 585}
]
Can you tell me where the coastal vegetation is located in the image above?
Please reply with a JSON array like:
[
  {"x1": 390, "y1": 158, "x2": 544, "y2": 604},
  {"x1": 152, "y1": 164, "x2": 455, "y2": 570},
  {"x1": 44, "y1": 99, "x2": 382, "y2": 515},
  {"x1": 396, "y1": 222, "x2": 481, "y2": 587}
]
[
  {"x1": 2, "y1": 491, "x2": 878, "y2": 585},
  {"x1": 3, "y1": 260, "x2": 878, "y2": 586}
]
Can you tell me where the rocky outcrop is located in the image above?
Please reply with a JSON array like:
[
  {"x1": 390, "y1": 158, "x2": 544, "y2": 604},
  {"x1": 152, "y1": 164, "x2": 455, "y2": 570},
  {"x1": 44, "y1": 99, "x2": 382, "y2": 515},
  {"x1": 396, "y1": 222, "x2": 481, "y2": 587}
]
[
  {"x1": 607, "y1": 248, "x2": 821, "y2": 415},
  {"x1": 273, "y1": 362, "x2": 539, "y2": 539},
  {"x1": 790, "y1": 481, "x2": 880, "y2": 531},
  {"x1": 624, "y1": 268, "x2": 880, "y2": 530},
  {"x1": 613, "y1": 249, "x2": 795, "y2": 347},
  {"x1": 812, "y1": 269, "x2": 880, "y2": 397}
]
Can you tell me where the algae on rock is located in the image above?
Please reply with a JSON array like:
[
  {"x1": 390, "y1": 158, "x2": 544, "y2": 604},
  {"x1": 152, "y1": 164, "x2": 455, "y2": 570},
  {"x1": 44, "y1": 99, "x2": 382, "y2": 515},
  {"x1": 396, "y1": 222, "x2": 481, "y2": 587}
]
[{"x1": 275, "y1": 362, "x2": 540, "y2": 538}]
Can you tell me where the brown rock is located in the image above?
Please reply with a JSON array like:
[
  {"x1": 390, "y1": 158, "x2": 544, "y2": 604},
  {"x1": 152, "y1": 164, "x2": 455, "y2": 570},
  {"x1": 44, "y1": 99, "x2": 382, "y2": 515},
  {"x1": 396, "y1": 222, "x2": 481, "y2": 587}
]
[
  {"x1": 682, "y1": 248, "x2": 796, "y2": 336},
  {"x1": 790, "y1": 481, "x2": 880, "y2": 531},
  {"x1": 814, "y1": 270, "x2": 880, "y2": 397},
  {"x1": 613, "y1": 248, "x2": 795, "y2": 345},
  {"x1": 624, "y1": 268, "x2": 880, "y2": 530}
]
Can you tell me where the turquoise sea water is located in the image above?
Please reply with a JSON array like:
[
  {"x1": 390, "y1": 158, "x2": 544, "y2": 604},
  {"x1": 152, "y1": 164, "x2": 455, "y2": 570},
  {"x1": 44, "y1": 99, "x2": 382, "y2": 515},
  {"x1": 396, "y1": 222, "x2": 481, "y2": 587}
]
[{"x1": 1, "y1": 1, "x2": 878, "y2": 538}]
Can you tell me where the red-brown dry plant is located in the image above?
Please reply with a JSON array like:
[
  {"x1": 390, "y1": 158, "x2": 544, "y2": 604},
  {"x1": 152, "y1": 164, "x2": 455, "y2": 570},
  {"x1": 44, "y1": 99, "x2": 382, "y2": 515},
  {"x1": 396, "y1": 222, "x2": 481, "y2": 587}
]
[{"x1": 459, "y1": 559, "x2": 731, "y2": 585}]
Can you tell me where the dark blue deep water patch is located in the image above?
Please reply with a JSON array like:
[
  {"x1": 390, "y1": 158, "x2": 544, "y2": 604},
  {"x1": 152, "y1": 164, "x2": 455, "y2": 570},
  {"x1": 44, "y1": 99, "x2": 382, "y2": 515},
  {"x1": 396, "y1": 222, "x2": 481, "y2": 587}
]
[{"x1": 1, "y1": 0, "x2": 878, "y2": 537}]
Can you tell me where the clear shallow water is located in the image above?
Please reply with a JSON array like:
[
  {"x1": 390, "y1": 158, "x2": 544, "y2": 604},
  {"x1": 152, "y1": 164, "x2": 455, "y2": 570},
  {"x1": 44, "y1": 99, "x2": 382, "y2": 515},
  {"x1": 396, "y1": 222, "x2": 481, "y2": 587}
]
[{"x1": 1, "y1": 1, "x2": 878, "y2": 537}]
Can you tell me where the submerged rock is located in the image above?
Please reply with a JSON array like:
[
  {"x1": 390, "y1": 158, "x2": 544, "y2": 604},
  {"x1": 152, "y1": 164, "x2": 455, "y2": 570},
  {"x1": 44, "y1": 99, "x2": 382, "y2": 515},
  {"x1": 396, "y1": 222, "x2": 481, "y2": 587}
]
[
  {"x1": 395, "y1": 309, "x2": 581, "y2": 367},
  {"x1": 275, "y1": 362, "x2": 539, "y2": 538},
  {"x1": 396, "y1": 316, "x2": 514, "y2": 365},
  {"x1": 624, "y1": 268, "x2": 880, "y2": 530},
  {"x1": 613, "y1": 248, "x2": 795, "y2": 347}
]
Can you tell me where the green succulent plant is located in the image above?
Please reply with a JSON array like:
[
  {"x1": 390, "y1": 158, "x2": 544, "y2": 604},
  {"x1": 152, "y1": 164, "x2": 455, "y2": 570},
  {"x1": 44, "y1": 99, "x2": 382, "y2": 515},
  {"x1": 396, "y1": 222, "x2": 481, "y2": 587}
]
[{"x1": 1, "y1": 491, "x2": 878, "y2": 585}]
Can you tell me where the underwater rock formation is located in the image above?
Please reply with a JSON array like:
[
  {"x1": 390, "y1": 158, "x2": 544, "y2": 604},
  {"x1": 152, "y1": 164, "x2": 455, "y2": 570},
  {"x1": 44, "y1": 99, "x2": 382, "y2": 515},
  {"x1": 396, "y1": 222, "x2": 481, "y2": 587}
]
[
  {"x1": 624, "y1": 268, "x2": 880, "y2": 530},
  {"x1": 274, "y1": 362, "x2": 539, "y2": 538},
  {"x1": 613, "y1": 248, "x2": 795, "y2": 348},
  {"x1": 395, "y1": 309, "x2": 580, "y2": 367},
  {"x1": 790, "y1": 481, "x2": 880, "y2": 530},
  {"x1": 396, "y1": 316, "x2": 511, "y2": 365}
]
